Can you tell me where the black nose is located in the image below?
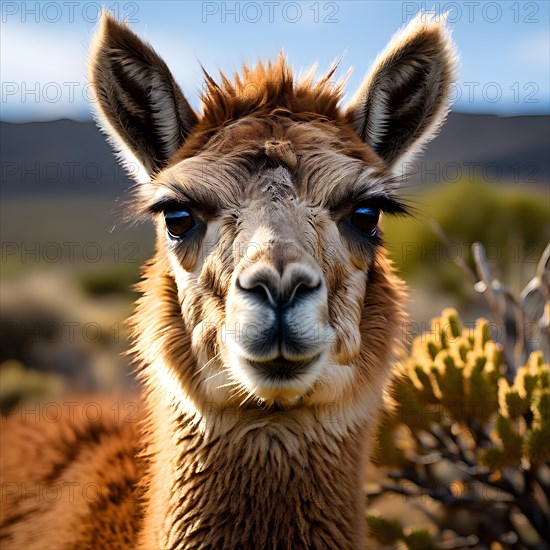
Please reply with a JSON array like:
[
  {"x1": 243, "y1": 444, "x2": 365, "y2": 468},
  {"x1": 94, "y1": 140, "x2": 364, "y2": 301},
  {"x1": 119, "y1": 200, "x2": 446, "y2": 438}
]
[{"x1": 237, "y1": 265, "x2": 321, "y2": 309}]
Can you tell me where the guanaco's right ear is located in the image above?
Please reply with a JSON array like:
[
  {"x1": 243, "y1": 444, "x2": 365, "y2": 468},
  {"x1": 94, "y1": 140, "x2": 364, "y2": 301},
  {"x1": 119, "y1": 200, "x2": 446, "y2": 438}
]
[{"x1": 88, "y1": 11, "x2": 198, "y2": 182}]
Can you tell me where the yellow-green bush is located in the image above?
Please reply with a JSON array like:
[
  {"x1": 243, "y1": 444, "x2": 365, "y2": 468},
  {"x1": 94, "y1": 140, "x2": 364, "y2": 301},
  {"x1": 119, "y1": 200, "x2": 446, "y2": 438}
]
[{"x1": 368, "y1": 309, "x2": 549, "y2": 549}]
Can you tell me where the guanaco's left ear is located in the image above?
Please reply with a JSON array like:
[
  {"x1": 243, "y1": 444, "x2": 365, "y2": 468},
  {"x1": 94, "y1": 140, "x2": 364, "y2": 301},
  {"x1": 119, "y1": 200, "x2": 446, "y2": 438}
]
[
  {"x1": 345, "y1": 13, "x2": 457, "y2": 174},
  {"x1": 88, "y1": 11, "x2": 198, "y2": 182}
]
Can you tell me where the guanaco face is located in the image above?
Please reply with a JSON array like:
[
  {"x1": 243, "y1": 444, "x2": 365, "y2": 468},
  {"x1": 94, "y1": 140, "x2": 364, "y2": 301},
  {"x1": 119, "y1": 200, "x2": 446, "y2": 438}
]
[{"x1": 89, "y1": 12, "x2": 456, "y2": 413}]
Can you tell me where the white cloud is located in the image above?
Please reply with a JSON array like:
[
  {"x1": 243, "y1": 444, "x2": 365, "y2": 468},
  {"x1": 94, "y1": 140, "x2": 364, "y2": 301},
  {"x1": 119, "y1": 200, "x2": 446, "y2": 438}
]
[
  {"x1": 1, "y1": 22, "x2": 91, "y2": 119},
  {"x1": 512, "y1": 31, "x2": 550, "y2": 67},
  {"x1": 0, "y1": 21, "x2": 207, "y2": 120}
]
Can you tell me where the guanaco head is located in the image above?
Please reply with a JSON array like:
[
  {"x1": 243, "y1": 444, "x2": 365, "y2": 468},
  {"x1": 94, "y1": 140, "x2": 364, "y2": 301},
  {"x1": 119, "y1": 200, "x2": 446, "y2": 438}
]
[{"x1": 89, "y1": 12, "x2": 456, "y2": 412}]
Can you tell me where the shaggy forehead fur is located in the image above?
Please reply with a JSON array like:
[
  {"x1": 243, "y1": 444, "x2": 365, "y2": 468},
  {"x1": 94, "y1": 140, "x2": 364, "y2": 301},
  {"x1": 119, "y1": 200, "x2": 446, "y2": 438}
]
[
  {"x1": 201, "y1": 55, "x2": 344, "y2": 126},
  {"x1": 169, "y1": 56, "x2": 384, "y2": 169}
]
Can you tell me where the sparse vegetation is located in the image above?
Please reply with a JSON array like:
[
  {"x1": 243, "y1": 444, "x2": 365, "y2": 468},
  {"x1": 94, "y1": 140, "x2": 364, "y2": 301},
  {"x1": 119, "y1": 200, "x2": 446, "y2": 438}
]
[
  {"x1": 382, "y1": 179, "x2": 549, "y2": 301},
  {"x1": 367, "y1": 244, "x2": 549, "y2": 550}
]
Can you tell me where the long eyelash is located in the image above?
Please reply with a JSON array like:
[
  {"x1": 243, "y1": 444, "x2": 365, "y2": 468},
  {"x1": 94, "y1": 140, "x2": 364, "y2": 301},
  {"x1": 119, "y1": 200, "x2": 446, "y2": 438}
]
[
  {"x1": 353, "y1": 193, "x2": 414, "y2": 217},
  {"x1": 146, "y1": 192, "x2": 222, "y2": 221},
  {"x1": 372, "y1": 196, "x2": 411, "y2": 216},
  {"x1": 147, "y1": 198, "x2": 185, "y2": 215}
]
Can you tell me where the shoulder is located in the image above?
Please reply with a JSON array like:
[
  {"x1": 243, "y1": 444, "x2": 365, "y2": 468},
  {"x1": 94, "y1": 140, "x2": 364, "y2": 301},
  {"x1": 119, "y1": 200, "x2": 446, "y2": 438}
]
[{"x1": 0, "y1": 396, "x2": 144, "y2": 549}]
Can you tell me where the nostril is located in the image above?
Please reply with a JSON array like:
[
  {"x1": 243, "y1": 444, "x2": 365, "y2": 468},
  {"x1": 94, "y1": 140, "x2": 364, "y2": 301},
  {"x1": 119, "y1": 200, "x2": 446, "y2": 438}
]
[
  {"x1": 236, "y1": 277, "x2": 278, "y2": 307},
  {"x1": 250, "y1": 283, "x2": 274, "y2": 305},
  {"x1": 285, "y1": 279, "x2": 322, "y2": 306}
]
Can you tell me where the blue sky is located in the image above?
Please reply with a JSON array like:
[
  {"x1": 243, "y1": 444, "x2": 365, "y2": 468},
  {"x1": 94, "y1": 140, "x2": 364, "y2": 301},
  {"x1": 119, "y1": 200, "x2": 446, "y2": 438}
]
[{"x1": 1, "y1": 1, "x2": 549, "y2": 121}]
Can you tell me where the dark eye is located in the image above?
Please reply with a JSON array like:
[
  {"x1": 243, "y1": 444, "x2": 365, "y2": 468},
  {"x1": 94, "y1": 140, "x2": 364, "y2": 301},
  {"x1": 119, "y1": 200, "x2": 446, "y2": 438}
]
[
  {"x1": 164, "y1": 206, "x2": 196, "y2": 238},
  {"x1": 350, "y1": 206, "x2": 380, "y2": 236}
]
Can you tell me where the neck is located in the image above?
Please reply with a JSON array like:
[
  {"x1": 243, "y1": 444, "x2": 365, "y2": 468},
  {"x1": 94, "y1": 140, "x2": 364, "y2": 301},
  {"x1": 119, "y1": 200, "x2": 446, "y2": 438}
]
[
  {"x1": 131, "y1": 254, "x2": 404, "y2": 548},
  {"x1": 138, "y1": 383, "x2": 368, "y2": 549}
]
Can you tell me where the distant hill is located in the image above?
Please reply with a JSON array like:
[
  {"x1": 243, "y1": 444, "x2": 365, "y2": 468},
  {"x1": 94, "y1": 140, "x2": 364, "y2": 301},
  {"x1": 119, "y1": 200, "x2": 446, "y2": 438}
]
[
  {"x1": 1, "y1": 113, "x2": 549, "y2": 200},
  {"x1": 417, "y1": 113, "x2": 550, "y2": 188},
  {"x1": 1, "y1": 119, "x2": 130, "y2": 200}
]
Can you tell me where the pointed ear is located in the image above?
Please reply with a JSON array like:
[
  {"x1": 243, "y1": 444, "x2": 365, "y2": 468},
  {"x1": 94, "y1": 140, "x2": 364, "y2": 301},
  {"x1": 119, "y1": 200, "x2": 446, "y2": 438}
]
[
  {"x1": 345, "y1": 13, "x2": 457, "y2": 173},
  {"x1": 88, "y1": 12, "x2": 198, "y2": 181}
]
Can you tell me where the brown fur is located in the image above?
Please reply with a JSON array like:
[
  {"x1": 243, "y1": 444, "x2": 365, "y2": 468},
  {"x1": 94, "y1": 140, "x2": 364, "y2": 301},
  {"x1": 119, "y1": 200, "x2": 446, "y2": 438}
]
[
  {"x1": 1, "y1": 400, "x2": 143, "y2": 548},
  {"x1": 1, "y1": 11, "x2": 456, "y2": 549}
]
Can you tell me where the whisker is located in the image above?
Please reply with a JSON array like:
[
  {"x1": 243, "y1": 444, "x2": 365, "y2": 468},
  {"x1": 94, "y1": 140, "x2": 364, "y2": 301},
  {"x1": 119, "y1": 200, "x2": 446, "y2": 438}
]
[
  {"x1": 191, "y1": 353, "x2": 222, "y2": 379},
  {"x1": 215, "y1": 381, "x2": 241, "y2": 390},
  {"x1": 203, "y1": 370, "x2": 225, "y2": 384}
]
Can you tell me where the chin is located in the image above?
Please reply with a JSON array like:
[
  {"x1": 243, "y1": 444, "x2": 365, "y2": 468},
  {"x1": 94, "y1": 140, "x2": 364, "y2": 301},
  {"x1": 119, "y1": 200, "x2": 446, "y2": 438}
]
[{"x1": 227, "y1": 350, "x2": 327, "y2": 407}]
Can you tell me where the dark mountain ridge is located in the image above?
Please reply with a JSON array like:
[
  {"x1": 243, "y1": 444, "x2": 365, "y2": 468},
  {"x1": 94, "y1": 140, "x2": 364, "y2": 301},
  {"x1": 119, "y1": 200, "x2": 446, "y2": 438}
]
[{"x1": 1, "y1": 113, "x2": 549, "y2": 199}]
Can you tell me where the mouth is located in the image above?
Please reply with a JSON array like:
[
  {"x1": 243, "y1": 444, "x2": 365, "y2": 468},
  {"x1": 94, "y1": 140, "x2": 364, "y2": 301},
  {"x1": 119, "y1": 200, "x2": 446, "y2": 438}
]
[{"x1": 245, "y1": 355, "x2": 321, "y2": 381}]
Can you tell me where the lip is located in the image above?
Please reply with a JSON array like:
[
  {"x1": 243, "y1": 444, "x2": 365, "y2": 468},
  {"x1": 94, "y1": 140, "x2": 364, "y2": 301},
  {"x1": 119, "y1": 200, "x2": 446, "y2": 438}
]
[{"x1": 246, "y1": 355, "x2": 321, "y2": 380}]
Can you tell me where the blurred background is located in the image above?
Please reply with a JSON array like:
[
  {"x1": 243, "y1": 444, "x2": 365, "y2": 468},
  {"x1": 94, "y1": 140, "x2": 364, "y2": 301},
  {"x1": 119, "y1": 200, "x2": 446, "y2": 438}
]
[{"x1": 1, "y1": 1, "x2": 549, "y2": 546}]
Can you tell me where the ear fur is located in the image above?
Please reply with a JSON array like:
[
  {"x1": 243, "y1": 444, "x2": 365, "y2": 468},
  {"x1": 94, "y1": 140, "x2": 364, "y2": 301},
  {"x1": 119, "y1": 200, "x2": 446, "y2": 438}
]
[
  {"x1": 88, "y1": 11, "x2": 198, "y2": 181},
  {"x1": 345, "y1": 12, "x2": 458, "y2": 174}
]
